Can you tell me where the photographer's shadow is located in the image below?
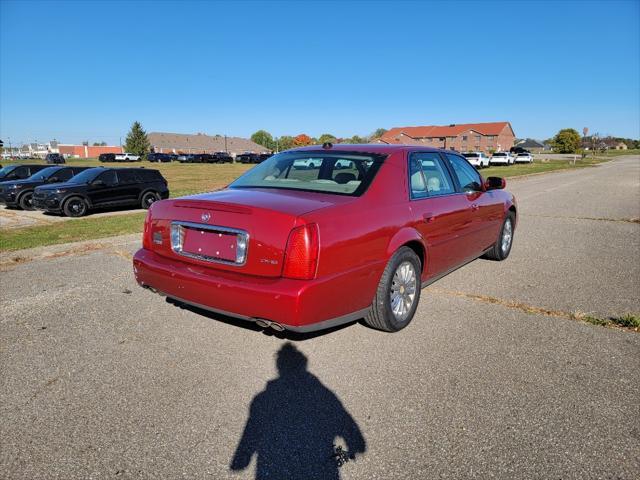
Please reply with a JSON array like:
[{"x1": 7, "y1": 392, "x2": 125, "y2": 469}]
[{"x1": 230, "y1": 343, "x2": 366, "y2": 479}]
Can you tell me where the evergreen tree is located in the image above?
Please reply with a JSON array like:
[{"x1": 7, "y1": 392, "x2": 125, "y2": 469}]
[{"x1": 124, "y1": 121, "x2": 151, "y2": 157}]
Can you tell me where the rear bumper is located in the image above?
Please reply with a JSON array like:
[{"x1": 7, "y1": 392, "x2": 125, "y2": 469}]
[{"x1": 132, "y1": 248, "x2": 374, "y2": 332}]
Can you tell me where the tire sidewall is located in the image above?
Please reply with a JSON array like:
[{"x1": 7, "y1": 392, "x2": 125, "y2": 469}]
[
  {"x1": 63, "y1": 196, "x2": 88, "y2": 217},
  {"x1": 18, "y1": 191, "x2": 34, "y2": 210},
  {"x1": 381, "y1": 248, "x2": 422, "y2": 331},
  {"x1": 141, "y1": 191, "x2": 158, "y2": 209},
  {"x1": 498, "y1": 213, "x2": 515, "y2": 260}
]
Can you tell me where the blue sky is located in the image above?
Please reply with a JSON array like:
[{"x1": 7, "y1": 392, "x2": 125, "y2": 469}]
[{"x1": 1, "y1": 0, "x2": 638, "y2": 145}]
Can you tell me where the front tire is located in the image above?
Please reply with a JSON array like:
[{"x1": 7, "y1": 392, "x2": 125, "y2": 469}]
[
  {"x1": 63, "y1": 196, "x2": 88, "y2": 217},
  {"x1": 483, "y1": 212, "x2": 515, "y2": 261},
  {"x1": 18, "y1": 191, "x2": 34, "y2": 210},
  {"x1": 364, "y1": 247, "x2": 421, "y2": 332}
]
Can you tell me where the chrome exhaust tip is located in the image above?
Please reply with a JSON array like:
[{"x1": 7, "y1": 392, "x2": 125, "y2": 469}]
[
  {"x1": 269, "y1": 322, "x2": 285, "y2": 332},
  {"x1": 254, "y1": 319, "x2": 270, "y2": 328}
]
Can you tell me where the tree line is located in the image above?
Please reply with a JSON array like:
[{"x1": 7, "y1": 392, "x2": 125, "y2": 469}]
[
  {"x1": 547, "y1": 128, "x2": 639, "y2": 154},
  {"x1": 250, "y1": 129, "x2": 388, "y2": 152}
]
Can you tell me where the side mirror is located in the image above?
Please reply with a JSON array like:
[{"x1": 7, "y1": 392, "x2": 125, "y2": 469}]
[
  {"x1": 92, "y1": 179, "x2": 106, "y2": 187},
  {"x1": 485, "y1": 176, "x2": 506, "y2": 190}
]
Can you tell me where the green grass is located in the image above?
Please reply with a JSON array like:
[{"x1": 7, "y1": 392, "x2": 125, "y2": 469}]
[
  {"x1": 0, "y1": 212, "x2": 147, "y2": 252},
  {"x1": 574, "y1": 312, "x2": 640, "y2": 330},
  {"x1": 480, "y1": 156, "x2": 609, "y2": 178},
  {"x1": 0, "y1": 155, "x2": 614, "y2": 253}
]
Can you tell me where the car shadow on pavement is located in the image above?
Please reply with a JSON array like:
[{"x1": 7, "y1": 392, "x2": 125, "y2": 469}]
[
  {"x1": 165, "y1": 298, "x2": 358, "y2": 340},
  {"x1": 230, "y1": 342, "x2": 366, "y2": 479}
]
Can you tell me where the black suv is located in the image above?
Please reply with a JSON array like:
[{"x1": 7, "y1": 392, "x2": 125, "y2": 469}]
[
  {"x1": 147, "y1": 153, "x2": 174, "y2": 163},
  {"x1": 236, "y1": 153, "x2": 262, "y2": 164},
  {"x1": 0, "y1": 164, "x2": 49, "y2": 181},
  {"x1": 45, "y1": 153, "x2": 66, "y2": 164},
  {"x1": 213, "y1": 151, "x2": 233, "y2": 163},
  {"x1": 0, "y1": 166, "x2": 90, "y2": 210},
  {"x1": 99, "y1": 153, "x2": 116, "y2": 162},
  {"x1": 33, "y1": 167, "x2": 169, "y2": 217}
]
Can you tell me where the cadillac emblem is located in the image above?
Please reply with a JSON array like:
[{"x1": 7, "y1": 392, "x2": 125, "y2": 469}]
[{"x1": 201, "y1": 212, "x2": 211, "y2": 222}]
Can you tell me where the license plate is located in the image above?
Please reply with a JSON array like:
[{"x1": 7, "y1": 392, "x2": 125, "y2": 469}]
[{"x1": 182, "y1": 228, "x2": 238, "y2": 262}]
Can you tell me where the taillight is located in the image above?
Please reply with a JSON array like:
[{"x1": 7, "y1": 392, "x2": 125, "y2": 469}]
[
  {"x1": 142, "y1": 209, "x2": 153, "y2": 250},
  {"x1": 283, "y1": 223, "x2": 319, "y2": 280}
]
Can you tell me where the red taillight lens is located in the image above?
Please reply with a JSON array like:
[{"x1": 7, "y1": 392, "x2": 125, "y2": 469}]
[
  {"x1": 142, "y1": 209, "x2": 153, "y2": 250},
  {"x1": 283, "y1": 223, "x2": 319, "y2": 280}
]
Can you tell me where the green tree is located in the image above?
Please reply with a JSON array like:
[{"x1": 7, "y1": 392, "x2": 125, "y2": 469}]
[
  {"x1": 551, "y1": 128, "x2": 581, "y2": 153},
  {"x1": 124, "y1": 121, "x2": 150, "y2": 157},
  {"x1": 251, "y1": 130, "x2": 274, "y2": 150},
  {"x1": 318, "y1": 133, "x2": 337, "y2": 144},
  {"x1": 276, "y1": 136, "x2": 295, "y2": 152},
  {"x1": 371, "y1": 128, "x2": 387, "y2": 139}
]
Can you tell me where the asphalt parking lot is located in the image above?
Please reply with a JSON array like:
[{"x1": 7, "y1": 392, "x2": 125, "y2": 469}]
[{"x1": 1, "y1": 156, "x2": 638, "y2": 479}]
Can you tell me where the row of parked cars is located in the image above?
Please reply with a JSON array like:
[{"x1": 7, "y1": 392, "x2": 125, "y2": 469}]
[
  {"x1": 97, "y1": 152, "x2": 272, "y2": 164},
  {"x1": 0, "y1": 164, "x2": 169, "y2": 217},
  {"x1": 462, "y1": 151, "x2": 534, "y2": 168}
]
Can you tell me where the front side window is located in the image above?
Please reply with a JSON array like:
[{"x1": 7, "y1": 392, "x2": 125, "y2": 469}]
[
  {"x1": 409, "y1": 152, "x2": 456, "y2": 199},
  {"x1": 97, "y1": 170, "x2": 117, "y2": 185},
  {"x1": 446, "y1": 153, "x2": 482, "y2": 192},
  {"x1": 230, "y1": 151, "x2": 385, "y2": 196}
]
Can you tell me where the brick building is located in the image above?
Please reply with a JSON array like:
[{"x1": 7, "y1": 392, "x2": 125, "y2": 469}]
[
  {"x1": 376, "y1": 122, "x2": 516, "y2": 153},
  {"x1": 58, "y1": 145, "x2": 123, "y2": 158}
]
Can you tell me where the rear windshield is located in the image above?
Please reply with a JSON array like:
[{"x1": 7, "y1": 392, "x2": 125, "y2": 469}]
[
  {"x1": 229, "y1": 151, "x2": 386, "y2": 196},
  {"x1": 517, "y1": 153, "x2": 529, "y2": 156},
  {"x1": 493, "y1": 153, "x2": 506, "y2": 156},
  {"x1": 463, "y1": 153, "x2": 479, "y2": 157}
]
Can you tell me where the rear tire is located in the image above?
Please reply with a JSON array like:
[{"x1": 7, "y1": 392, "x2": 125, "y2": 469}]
[
  {"x1": 483, "y1": 212, "x2": 515, "y2": 261},
  {"x1": 63, "y1": 196, "x2": 88, "y2": 217},
  {"x1": 18, "y1": 191, "x2": 34, "y2": 210},
  {"x1": 141, "y1": 191, "x2": 159, "y2": 209},
  {"x1": 364, "y1": 247, "x2": 422, "y2": 332}
]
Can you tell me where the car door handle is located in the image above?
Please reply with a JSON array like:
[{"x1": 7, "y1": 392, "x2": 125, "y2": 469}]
[
  {"x1": 423, "y1": 212, "x2": 436, "y2": 223},
  {"x1": 470, "y1": 204, "x2": 479, "y2": 212}
]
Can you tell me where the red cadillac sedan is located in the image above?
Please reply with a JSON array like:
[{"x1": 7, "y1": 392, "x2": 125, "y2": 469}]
[{"x1": 133, "y1": 144, "x2": 516, "y2": 333}]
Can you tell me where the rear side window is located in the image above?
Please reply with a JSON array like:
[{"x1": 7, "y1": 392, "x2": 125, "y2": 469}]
[
  {"x1": 409, "y1": 152, "x2": 455, "y2": 199},
  {"x1": 118, "y1": 170, "x2": 139, "y2": 184},
  {"x1": 137, "y1": 169, "x2": 162, "y2": 182},
  {"x1": 56, "y1": 169, "x2": 75, "y2": 182},
  {"x1": 446, "y1": 153, "x2": 482, "y2": 192}
]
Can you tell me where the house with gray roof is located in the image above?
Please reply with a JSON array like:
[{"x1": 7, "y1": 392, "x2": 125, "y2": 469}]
[{"x1": 147, "y1": 132, "x2": 270, "y2": 158}]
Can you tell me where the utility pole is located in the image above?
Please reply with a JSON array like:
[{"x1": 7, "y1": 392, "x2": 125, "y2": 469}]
[{"x1": 224, "y1": 135, "x2": 228, "y2": 153}]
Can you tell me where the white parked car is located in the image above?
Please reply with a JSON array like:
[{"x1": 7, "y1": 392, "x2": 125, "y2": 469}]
[
  {"x1": 462, "y1": 152, "x2": 490, "y2": 168},
  {"x1": 490, "y1": 152, "x2": 513, "y2": 165},
  {"x1": 114, "y1": 153, "x2": 141, "y2": 162},
  {"x1": 514, "y1": 153, "x2": 533, "y2": 163}
]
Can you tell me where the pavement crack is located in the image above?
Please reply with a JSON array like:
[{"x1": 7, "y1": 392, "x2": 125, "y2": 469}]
[
  {"x1": 522, "y1": 214, "x2": 639, "y2": 224},
  {"x1": 427, "y1": 287, "x2": 639, "y2": 332}
]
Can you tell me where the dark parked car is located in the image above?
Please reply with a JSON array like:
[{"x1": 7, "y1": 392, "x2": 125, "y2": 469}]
[
  {"x1": 177, "y1": 154, "x2": 200, "y2": 163},
  {"x1": 236, "y1": 153, "x2": 263, "y2": 164},
  {"x1": 33, "y1": 167, "x2": 169, "y2": 217},
  {"x1": 99, "y1": 153, "x2": 116, "y2": 162},
  {"x1": 134, "y1": 145, "x2": 516, "y2": 333},
  {"x1": 0, "y1": 164, "x2": 49, "y2": 181},
  {"x1": 213, "y1": 151, "x2": 233, "y2": 163},
  {"x1": 0, "y1": 166, "x2": 90, "y2": 210},
  {"x1": 147, "y1": 153, "x2": 174, "y2": 163},
  {"x1": 45, "y1": 153, "x2": 66, "y2": 164}
]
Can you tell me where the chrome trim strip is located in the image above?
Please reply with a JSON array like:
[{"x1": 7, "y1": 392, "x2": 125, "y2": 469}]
[{"x1": 170, "y1": 220, "x2": 249, "y2": 267}]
